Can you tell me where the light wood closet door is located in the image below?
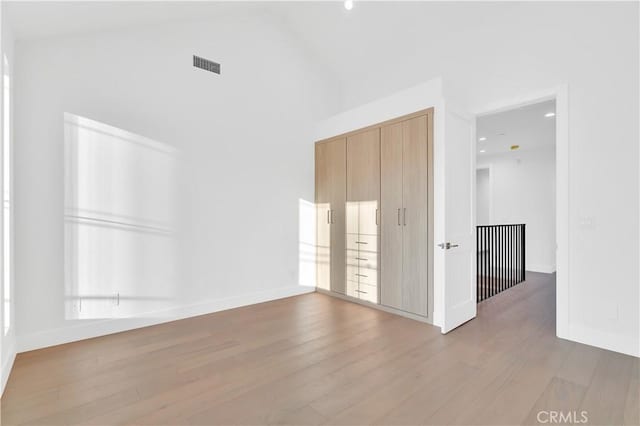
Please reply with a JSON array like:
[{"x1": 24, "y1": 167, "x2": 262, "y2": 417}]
[
  {"x1": 346, "y1": 128, "x2": 380, "y2": 202},
  {"x1": 402, "y1": 115, "x2": 429, "y2": 317},
  {"x1": 315, "y1": 138, "x2": 346, "y2": 294},
  {"x1": 346, "y1": 129, "x2": 380, "y2": 302},
  {"x1": 380, "y1": 122, "x2": 403, "y2": 310}
]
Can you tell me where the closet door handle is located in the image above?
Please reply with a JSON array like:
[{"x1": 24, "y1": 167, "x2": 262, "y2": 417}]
[
  {"x1": 375, "y1": 208, "x2": 379, "y2": 226},
  {"x1": 327, "y1": 210, "x2": 331, "y2": 224},
  {"x1": 330, "y1": 210, "x2": 334, "y2": 224},
  {"x1": 397, "y1": 208, "x2": 401, "y2": 226},
  {"x1": 403, "y1": 208, "x2": 406, "y2": 226}
]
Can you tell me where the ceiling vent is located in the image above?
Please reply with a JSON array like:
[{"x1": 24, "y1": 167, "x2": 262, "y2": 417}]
[{"x1": 193, "y1": 55, "x2": 220, "y2": 75}]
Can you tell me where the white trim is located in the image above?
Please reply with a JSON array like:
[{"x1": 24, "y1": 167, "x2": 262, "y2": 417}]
[
  {"x1": 1, "y1": 337, "x2": 15, "y2": 396},
  {"x1": 568, "y1": 324, "x2": 639, "y2": 358},
  {"x1": 526, "y1": 265, "x2": 557, "y2": 274},
  {"x1": 473, "y1": 84, "x2": 569, "y2": 341},
  {"x1": 17, "y1": 285, "x2": 315, "y2": 353}
]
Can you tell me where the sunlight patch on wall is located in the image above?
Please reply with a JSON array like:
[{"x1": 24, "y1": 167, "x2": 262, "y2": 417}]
[
  {"x1": 64, "y1": 113, "x2": 179, "y2": 320},
  {"x1": 298, "y1": 199, "x2": 316, "y2": 288},
  {"x1": 315, "y1": 202, "x2": 330, "y2": 291}
]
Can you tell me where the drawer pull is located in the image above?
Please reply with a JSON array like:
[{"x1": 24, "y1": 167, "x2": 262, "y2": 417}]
[
  {"x1": 355, "y1": 274, "x2": 368, "y2": 278},
  {"x1": 355, "y1": 257, "x2": 368, "y2": 261},
  {"x1": 355, "y1": 289, "x2": 368, "y2": 294},
  {"x1": 355, "y1": 241, "x2": 368, "y2": 244}
]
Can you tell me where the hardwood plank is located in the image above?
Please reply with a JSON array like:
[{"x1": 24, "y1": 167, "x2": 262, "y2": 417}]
[
  {"x1": 2, "y1": 272, "x2": 637, "y2": 426},
  {"x1": 579, "y1": 349, "x2": 635, "y2": 425},
  {"x1": 623, "y1": 360, "x2": 639, "y2": 426},
  {"x1": 555, "y1": 341, "x2": 603, "y2": 387},
  {"x1": 522, "y1": 377, "x2": 587, "y2": 425}
]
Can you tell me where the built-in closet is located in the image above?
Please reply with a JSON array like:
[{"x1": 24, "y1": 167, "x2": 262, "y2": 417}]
[{"x1": 315, "y1": 109, "x2": 433, "y2": 322}]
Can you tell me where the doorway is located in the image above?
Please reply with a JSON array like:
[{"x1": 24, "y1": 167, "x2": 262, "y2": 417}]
[{"x1": 474, "y1": 97, "x2": 562, "y2": 326}]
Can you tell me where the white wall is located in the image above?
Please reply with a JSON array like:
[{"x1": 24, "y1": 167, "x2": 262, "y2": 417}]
[
  {"x1": 476, "y1": 168, "x2": 490, "y2": 225},
  {"x1": 336, "y1": 2, "x2": 639, "y2": 356},
  {"x1": 478, "y1": 148, "x2": 556, "y2": 273},
  {"x1": 0, "y1": 4, "x2": 16, "y2": 394},
  {"x1": 14, "y1": 12, "x2": 339, "y2": 351}
]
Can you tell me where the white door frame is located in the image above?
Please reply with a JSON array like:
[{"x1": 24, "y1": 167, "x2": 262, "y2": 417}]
[{"x1": 473, "y1": 84, "x2": 569, "y2": 340}]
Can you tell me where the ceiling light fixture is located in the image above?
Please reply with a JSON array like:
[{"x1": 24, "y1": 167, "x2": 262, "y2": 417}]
[
  {"x1": 545, "y1": 112, "x2": 555, "y2": 118},
  {"x1": 479, "y1": 150, "x2": 486, "y2": 153},
  {"x1": 510, "y1": 145, "x2": 520, "y2": 151},
  {"x1": 479, "y1": 137, "x2": 487, "y2": 141},
  {"x1": 344, "y1": 0, "x2": 354, "y2": 10}
]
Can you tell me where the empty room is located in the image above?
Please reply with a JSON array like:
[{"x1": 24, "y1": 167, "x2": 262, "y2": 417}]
[{"x1": 0, "y1": 1, "x2": 638, "y2": 425}]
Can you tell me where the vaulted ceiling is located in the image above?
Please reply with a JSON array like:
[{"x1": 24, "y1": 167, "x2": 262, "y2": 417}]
[{"x1": 5, "y1": 1, "x2": 630, "y2": 114}]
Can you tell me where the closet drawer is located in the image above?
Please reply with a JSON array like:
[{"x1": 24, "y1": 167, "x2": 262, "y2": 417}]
[
  {"x1": 346, "y1": 251, "x2": 377, "y2": 269},
  {"x1": 355, "y1": 283, "x2": 378, "y2": 304},
  {"x1": 346, "y1": 234, "x2": 378, "y2": 250},
  {"x1": 357, "y1": 254, "x2": 378, "y2": 270},
  {"x1": 346, "y1": 280, "x2": 359, "y2": 299},
  {"x1": 345, "y1": 248, "x2": 361, "y2": 267},
  {"x1": 346, "y1": 265, "x2": 361, "y2": 283},
  {"x1": 355, "y1": 267, "x2": 377, "y2": 286},
  {"x1": 346, "y1": 265, "x2": 377, "y2": 286}
]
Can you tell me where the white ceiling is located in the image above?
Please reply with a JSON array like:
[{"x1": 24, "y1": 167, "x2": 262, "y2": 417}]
[
  {"x1": 476, "y1": 100, "x2": 556, "y2": 156},
  {"x1": 3, "y1": 2, "x2": 472, "y2": 95},
  {"x1": 1, "y1": 2, "x2": 598, "y2": 118},
  {"x1": 4, "y1": 2, "x2": 271, "y2": 41}
]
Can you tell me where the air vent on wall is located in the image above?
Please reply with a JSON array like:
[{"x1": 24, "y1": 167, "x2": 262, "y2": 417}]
[{"x1": 193, "y1": 55, "x2": 221, "y2": 74}]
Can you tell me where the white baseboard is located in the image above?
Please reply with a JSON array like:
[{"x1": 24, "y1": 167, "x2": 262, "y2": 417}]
[
  {"x1": 526, "y1": 264, "x2": 556, "y2": 274},
  {"x1": 567, "y1": 324, "x2": 639, "y2": 358},
  {"x1": 1, "y1": 338, "x2": 16, "y2": 396},
  {"x1": 17, "y1": 285, "x2": 315, "y2": 353}
]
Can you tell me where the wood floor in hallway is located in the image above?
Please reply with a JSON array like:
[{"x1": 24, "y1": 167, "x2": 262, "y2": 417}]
[{"x1": 1, "y1": 272, "x2": 638, "y2": 425}]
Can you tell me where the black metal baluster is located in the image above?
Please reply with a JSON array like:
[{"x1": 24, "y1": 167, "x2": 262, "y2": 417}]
[
  {"x1": 510, "y1": 225, "x2": 514, "y2": 287},
  {"x1": 476, "y1": 226, "x2": 480, "y2": 302},
  {"x1": 496, "y1": 225, "x2": 500, "y2": 296},
  {"x1": 492, "y1": 226, "x2": 496, "y2": 298},
  {"x1": 508, "y1": 225, "x2": 511, "y2": 288},
  {"x1": 483, "y1": 226, "x2": 487, "y2": 301},
  {"x1": 498, "y1": 225, "x2": 502, "y2": 295},
  {"x1": 480, "y1": 227, "x2": 484, "y2": 301},
  {"x1": 485, "y1": 226, "x2": 489, "y2": 300},
  {"x1": 516, "y1": 225, "x2": 519, "y2": 283},
  {"x1": 504, "y1": 225, "x2": 508, "y2": 290},
  {"x1": 524, "y1": 224, "x2": 526, "y2": 281}
]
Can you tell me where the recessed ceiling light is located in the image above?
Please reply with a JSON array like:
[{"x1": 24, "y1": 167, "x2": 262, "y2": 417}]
[
  {"x1": 479, "y1": 137, "x2": 487, "y2": 141},
  {"x1": 479, "y1": 149, "x2": 486, "y2": 153},
  {"x1": 344, "y1": 0, "x2": 354, "y2": 10},
  {"x1": 545, "y1": 112, "x2": 555, "y2": 118},
  {"x1": 510, "y1": 145, "x2": 520, "y2": 151}
]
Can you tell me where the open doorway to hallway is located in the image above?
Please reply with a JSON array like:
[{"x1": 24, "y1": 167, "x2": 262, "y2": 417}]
[{"x1": 475, "y1": 99, "x2": 557, "y2": 313}]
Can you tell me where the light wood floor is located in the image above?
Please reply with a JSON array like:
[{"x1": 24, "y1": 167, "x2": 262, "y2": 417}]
[{"x1": 1, "y1": 273, "x2": 638, "y2": 425}]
